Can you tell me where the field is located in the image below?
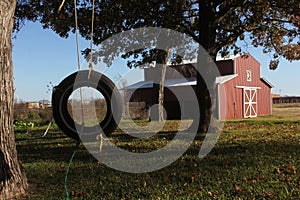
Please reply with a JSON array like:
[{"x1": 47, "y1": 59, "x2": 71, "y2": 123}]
[{"x1": 15, "y1": 104, "x2": 299, "y2": 199}]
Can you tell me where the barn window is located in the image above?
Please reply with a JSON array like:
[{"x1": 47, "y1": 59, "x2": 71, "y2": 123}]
[{"x1": 246, "y1": 70, "x2": 252, "y2": 82}]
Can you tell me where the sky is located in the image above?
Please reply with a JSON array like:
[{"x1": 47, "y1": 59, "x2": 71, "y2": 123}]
[
  {"x1": 12, "y1": 22, "x2": 144, "y2": 102},
  {"x1": 12, "y1": 22, "x2": 300, "y2": 102}
]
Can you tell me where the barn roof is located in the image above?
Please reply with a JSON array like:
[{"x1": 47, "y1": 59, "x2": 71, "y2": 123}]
[
  {"x1": 260, "y1": 77, "x2": 274, "y2": 88},
  {"x1": 126, "y1": 75, "x2": 239, "y2": 90},
  {"x1": 216, "y1": 53, "x2": 259, "y2": 63},
  {"x1": 216, "y1": 74, "x2": 238, "y2": 84},
  {"x1": 126, "y1": 77, "x2": 197, "y2": 89},
  {"x1": 127, "y1": 53, "x2": 274, "y2": 89},
  {"x1": 216, "y1": 54, "x2": 241, "y2": 61}
]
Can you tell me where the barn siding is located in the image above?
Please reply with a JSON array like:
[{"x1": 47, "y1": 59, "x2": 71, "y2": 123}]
[
  {"x1": 128, "y1": 88, "x2": 155, "y2": 103},
  {"x1": 219, "y1": 79, "x2": 272, "y2": 120},
  {"x1": 144, "y1": 64, "x2": 198, "y2": 81},
  {"x1": 257, "y1": 81, "x2": 272, "y2": 116},
  {"x1": 234, "y1": 55, "x2": 261, "y2": 87},
  {"x1": 216, "y1": 60, "x2": 235, "y2": 75},
  {"x1": 218, "y1": 54, "x2": 272, "y2": 120},
  {"x1": 219, "y1": 78, "x2": 244, "y2": 120},
  {"x1": 129, "y1": 54, "x2": 272, "y2": 121}
]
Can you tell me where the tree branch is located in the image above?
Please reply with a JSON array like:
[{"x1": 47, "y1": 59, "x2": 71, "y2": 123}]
[
  {"x1": 215, "y1": 0, "x2": 246, "y2": 24},
  {"x1": 263, "y1": 18, "x2": 295, "y2": 24}
]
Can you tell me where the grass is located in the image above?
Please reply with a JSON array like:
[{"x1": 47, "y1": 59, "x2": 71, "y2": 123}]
[{"x1": 15, "y1": 104, "x2": 299, "y2": 199}]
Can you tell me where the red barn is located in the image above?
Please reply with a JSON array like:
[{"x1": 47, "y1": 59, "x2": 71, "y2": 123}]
[{"x1": 126, "y1": 54, "x2": 273, "y2": 120}]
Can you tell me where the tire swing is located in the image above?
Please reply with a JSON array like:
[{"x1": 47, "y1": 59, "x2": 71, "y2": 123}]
[{"x1": 52, "y1": 70, "x2": 123, "y2": 141}]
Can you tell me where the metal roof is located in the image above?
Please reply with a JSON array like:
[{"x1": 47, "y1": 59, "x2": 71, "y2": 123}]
[
  {"x1": 125, "y1": 75, "x2": 239, "y2": 89},
  {"x1": 126, "y1": 77, "x2": 197, "y2": 89},
  {"x1": 215, "y1": 74, "x2": 238, "y2": 84},
  {"x1": 260, "y1": 77, "x2": 274, "y2": 88}
]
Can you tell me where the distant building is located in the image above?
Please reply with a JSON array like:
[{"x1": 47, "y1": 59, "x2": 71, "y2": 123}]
[
  {"x1": 272, "y1": 93, "x2": 281, "y2": 98},
  {"x1": 26, "y1": 102, "x2": 40, "y2": 109},
  {"x1": 273, "y1": 96, "x2": 300, "y2": 104},
  {"x1": 26, "y1": 101, "x2": 51, "y2": 109},
  {"x1": 126, "y1": 54, "x2": 273, "y2": 120}
]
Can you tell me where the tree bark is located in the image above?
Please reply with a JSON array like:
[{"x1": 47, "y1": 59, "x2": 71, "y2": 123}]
[
  {"x1": 192, "y1": 1, "x2": 218, "y2": 133},
  {"x1": 0, "y1": 0, "x2": 28, "y2": 199},
  {"x1": 158, "y1": 49, "x2": 170, "y2": 121},
  {"x1": 150, "y1": 48, "x2": 170, "y2": 121}
]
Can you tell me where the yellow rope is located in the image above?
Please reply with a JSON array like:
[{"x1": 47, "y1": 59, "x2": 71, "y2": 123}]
[
  {"x1": 96, "y1": 134, "x2": 109, "y2": 153},
  {"x1": 58, "y1": 0, "x2": 66, "y2": 13}
]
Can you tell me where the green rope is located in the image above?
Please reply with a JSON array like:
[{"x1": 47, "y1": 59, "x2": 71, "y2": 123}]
[{"x1": 64, "y1": 141, "x2": 80, "y2": 200}]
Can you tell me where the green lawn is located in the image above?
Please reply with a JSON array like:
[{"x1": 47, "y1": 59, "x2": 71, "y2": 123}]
[{"x1": 15, "y1": 104, "x2": 299, "y2": 199}]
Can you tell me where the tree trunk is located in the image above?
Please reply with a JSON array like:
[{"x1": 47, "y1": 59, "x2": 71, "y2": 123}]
[
  {"x1": 150, "y1": 48, "x2": 170, "y2": 121},
  {"x1": 0, "y1": 1, "x2": 28, "y2": 199},
  {"x1": 158, "y1": 49, "x2": 170, "y2": 121},
  {"x1": 192, "y1": 1, "x2": 218, "y2": 133},
  {"x1": 195, "y1": 57, "x2": 215, "y2": 133}
]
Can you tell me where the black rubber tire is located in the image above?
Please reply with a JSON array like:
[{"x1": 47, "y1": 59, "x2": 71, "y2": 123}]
[{"x1": 52, "y1": 70, "x2": 123, "y2": 141}]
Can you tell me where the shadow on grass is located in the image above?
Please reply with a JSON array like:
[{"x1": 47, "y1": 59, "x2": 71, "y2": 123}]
[{"x1": 15, "y1": 125, "x2": 299, "y2": 199}]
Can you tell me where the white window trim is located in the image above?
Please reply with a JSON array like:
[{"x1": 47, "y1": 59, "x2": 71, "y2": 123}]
[{"x1": 246, "y1": 70, "x2": 252, "y2": 82}]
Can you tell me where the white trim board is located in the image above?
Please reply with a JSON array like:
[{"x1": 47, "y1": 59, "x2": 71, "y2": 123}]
[{"x1": 235, "y1": 86, "x2": 261, "y2": 89}]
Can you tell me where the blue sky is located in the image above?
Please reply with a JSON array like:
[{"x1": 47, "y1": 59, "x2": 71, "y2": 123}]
[
  {"x1": 13, "y1": 22, "x2": 300, "y2": 101},
  {"x1": 13, "y1": 22, "x2": 144, "y2": 101}
]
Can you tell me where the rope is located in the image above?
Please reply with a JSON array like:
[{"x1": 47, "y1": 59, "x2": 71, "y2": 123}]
[
  {"x1": 58, "y1": 0, "x2": 66, "y2": 13},
  {"x1": 73, "y1": 0, "x2": 81, "y2": 71},
  {"x1": 88, "y1": 0, "x2": 95, "y2": 79},
  {"x1": 42, "y1": 117, "x2": 53, "y2": 137},
  {"x1": 64, "y1": 141, "x2": 80, "y2": 200},
  {"x1": 72, "y1": 0, "x2": 85, "y2": 126},
  {"x1": 59, "y1": 0, "x2": 95, "y2": 74},
  {"x1": 58, "y1": 2, "x2": 99, "y2": 199},
  {"x1": 96, "y1": 133, "x2": 109, "y2": 153},
  {"x1": 63, "y1": 3, "x2": 85, "y2": 199}
]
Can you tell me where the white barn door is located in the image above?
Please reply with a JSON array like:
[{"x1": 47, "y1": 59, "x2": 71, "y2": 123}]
[{"x1": 243, "y1": 88, "x2": 257, "y2": 118}]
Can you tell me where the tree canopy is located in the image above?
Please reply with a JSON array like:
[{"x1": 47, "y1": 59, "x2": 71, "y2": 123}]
[{"x1": 15, "y1": 0, "x2": 300, "y2": 69}]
